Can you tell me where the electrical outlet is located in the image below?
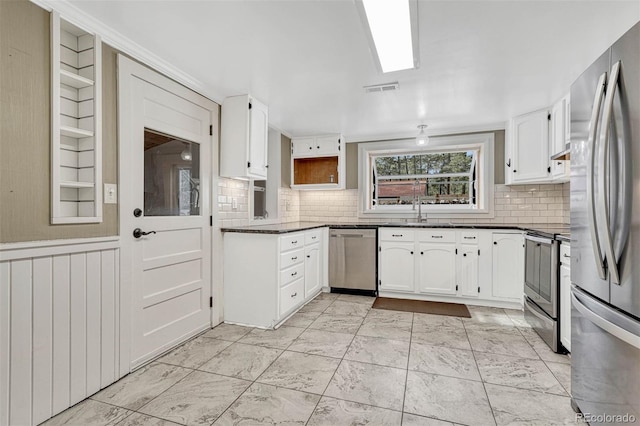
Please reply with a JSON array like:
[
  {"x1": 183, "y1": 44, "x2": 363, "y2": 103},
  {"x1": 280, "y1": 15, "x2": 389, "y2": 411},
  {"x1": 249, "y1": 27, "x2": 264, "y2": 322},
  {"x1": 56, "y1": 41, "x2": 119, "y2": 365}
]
[{"x1": 104, "y1": 183, "x2": 117, "y2": 204}]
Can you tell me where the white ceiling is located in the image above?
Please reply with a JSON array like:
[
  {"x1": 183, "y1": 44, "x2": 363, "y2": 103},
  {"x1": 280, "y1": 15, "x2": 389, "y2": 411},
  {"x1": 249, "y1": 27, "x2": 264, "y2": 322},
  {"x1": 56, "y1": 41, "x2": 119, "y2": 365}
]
[{"x1": 65, "y1": 0, "x2": 640, "y2": 141}]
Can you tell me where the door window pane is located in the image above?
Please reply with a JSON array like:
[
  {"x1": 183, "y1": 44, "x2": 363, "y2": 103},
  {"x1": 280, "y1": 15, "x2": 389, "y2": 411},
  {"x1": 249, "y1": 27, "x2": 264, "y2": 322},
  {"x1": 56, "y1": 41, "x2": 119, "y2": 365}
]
[{"x1": 143, "y1": 129, "x2": 200, "y2": 216}]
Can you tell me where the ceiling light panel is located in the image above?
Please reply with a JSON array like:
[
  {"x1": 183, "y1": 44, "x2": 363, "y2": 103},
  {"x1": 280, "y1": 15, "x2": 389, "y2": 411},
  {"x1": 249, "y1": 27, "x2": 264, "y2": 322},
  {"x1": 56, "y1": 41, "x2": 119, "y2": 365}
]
[{"x1": 359, "y1": 0, "x2": 418, "y2": 73}]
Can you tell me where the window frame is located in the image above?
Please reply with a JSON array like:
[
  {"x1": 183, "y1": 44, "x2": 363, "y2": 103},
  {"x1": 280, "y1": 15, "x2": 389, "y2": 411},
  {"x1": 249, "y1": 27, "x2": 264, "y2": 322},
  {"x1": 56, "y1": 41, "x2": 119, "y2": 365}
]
[{"x1": 357, "y1": 133, "x2": 495, "y2": 219}]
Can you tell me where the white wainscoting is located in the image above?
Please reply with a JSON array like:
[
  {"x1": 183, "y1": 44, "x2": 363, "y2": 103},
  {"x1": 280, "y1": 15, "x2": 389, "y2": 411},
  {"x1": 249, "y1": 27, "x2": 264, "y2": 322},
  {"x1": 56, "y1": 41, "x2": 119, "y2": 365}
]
[{"x1": 0, "y1": 237, "x2": 120, "y2": 426}]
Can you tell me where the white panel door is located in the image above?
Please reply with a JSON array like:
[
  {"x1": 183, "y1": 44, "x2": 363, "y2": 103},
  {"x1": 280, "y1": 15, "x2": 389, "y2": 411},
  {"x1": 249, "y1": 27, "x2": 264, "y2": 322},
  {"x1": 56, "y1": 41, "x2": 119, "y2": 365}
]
[
  {"x1": 418, "y1": 243, "x2": 457, "y2": 295},
  {"x1": 248, "y1": 98, "x2": 268, "y2": 178},
  {"x1": 511, "y1": 109, "x2": 550, "y2": 183},
  {"x1": 304, "y1": 243, "x2": 321, "y2": 297},
  {"x1": 492, "y1": 233, "x2": 525, "y2": 300},
  {"x1": 457, "y1": 245, "x2": 479, "y2": 297},
  {"x1": 379, "y1": 242, "x2": 415, "y2": 292},
  {"x1": 125, "y1": 75, "x2": 212, "y2": 369}
]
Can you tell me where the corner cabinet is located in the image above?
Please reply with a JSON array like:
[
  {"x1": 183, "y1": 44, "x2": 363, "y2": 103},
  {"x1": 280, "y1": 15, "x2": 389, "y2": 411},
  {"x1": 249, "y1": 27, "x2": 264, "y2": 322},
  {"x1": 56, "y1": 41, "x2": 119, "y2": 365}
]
[
  {"x1": 290, "y1": 134, "x2": 345, "y2": 190},
  {"x1": 51, "y1": 13, "x2": 103, "y2": 223},
  {"x1": 506, "y1": 109, "x2": 550, "y2": 184},
  {"x1": 220, "y1": 94, "x2": 269, "y2": 179},
  {"x1": 223, "y1": 228, "x2": 327, "y2": 329}
]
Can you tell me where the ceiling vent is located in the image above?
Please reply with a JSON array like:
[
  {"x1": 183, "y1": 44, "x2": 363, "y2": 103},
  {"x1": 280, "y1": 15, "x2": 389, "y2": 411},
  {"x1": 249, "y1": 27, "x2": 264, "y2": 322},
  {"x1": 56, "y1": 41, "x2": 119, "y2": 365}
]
[{"x1": 363, "y1": 82, "x2": 399, "y2": 93}]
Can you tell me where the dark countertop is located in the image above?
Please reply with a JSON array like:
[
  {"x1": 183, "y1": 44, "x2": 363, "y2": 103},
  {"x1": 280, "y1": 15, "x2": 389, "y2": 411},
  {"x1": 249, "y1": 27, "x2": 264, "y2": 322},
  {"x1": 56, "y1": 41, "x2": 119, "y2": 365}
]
[{"x1": 221, "y1": 221, "x2": 571, "y2": 239}]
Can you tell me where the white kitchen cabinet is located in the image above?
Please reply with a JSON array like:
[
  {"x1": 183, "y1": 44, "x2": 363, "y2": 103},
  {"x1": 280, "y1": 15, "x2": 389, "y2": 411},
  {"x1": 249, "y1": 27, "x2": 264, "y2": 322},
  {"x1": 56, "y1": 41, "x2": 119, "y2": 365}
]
[
  {"x1": 560, "y1": 242, "x2": 571, "y2": 352},
  {"x1": 417, "y1": 243, "x2": 457, "y2": 295},
  {"x1": 51, "y1": 13, "x2": 103, "y2": 223},
  {"x1": 379, "y1": 242, "x2": 416, "y2": 292},
  {"x1": 304, "y1": 243, "x2": 321, "y2": 297},
  {"x1": 291, "y1": 134, "x2": 345, "y2": 190},
  {"x1": 223, "y1": 227, "x2": 326, "y2": 328},
  {"x1": 491, "y1": 233, "x2": 525, "y2": 302},
  {"x1": 549, "y1": 95, "x2": 570, "y2": 182},
  {"x1": 220, "y1": 94, "x2": 269, "y2": 179},
  {"x1": 378, "y1": 228, "x2": 523, "y2": 309},
  {"x1": 506, "y1": 109, "x2": 551, "y2": 184}
]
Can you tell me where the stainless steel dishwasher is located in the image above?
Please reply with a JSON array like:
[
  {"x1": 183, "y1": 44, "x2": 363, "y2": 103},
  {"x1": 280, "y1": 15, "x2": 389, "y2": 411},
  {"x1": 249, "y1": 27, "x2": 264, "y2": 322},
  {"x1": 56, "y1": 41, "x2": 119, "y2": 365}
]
[{"x1": 329, "y1": 228, "x2": 377, "y2": 294}]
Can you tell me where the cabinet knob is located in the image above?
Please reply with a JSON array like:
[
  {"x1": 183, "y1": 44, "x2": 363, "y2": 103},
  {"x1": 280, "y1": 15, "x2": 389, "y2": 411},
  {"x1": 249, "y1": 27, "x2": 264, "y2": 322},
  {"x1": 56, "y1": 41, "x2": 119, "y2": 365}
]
[
  {"x1": 291, "y1": 292, "x2": 297, "y2": 298},
  {"x1": 306, "y1": 255, "x2": 310, "y2": 258},
  {"x1": 410, "y1": 251, "x2": 414, "y2": 255},
  {"x1": 494, "y1": 241, "x2": 497, "y2": 245},
  {"x1": 463, "y1": 253, "x2": 467, "y2": 257}
]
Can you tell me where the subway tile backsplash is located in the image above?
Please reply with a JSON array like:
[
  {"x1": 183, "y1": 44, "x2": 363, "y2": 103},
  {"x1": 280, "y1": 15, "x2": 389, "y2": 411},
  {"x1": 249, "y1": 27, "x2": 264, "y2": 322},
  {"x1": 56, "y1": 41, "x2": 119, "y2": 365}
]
[{"x1": 217, "y1": 178, "x2": 569, "y2": 226}]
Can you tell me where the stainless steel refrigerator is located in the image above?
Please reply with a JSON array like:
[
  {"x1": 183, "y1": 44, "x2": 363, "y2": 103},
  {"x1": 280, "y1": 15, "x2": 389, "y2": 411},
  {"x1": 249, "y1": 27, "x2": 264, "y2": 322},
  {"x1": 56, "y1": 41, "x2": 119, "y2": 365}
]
[{"x1": 570, "y1": 21, "x2": 640, "y2": 423}]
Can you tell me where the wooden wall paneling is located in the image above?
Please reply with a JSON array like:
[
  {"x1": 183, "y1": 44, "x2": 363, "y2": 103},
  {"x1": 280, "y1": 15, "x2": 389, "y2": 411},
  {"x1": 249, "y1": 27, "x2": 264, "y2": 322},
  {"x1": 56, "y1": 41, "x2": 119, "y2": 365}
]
[
  {"x1": 32, "y1": 256, "x2": 53, "y2": 425},
  {"x1": 69, "y1": 253, "x2": 87, "y2": 405},
  {"x1": 101, "y1": 249, "x2": 117, "y2": 386},
  {"x1": 85, "y1": 251, "x2": 102, "y2": 395},
  {"x1": 9, "y1": 259, "x2": 32, "y2": 426},
  {"x1": 0, "y1": 262, "x2": 10, "y2": 426},
  {"x1": 52, "y1": 254, "x2": 71, "y2": 415}
]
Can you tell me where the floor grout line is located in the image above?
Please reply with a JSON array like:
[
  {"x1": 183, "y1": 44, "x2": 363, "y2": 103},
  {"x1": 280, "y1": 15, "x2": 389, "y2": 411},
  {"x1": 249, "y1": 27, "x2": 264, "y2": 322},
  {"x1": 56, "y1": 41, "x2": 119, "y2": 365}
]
[{"x1": 464, "y1": 319, "x2": 499, "y2": 426}]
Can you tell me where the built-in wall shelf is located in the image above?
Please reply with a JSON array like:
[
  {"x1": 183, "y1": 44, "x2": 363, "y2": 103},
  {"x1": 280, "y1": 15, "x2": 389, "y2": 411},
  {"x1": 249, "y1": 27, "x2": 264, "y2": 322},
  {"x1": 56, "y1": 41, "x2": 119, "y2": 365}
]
[{"x1": 51, "y1": 12, "x2": 102, "y2": 224}]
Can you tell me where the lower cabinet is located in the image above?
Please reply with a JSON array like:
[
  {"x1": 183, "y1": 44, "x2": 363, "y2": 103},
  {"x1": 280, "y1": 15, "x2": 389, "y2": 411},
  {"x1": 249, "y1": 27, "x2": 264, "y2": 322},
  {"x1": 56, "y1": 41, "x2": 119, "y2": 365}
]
[
  {"x1": 491, "y1": 233, "x2": 525, "y2": 302},
  {"x1": 559, "y1": 242, "x2": 571, "y2": 351},
  {"x1": 378, "y1": 228, "x2": 524, "y2": 308},
  {"x1": 418, "y1": 243, "x2": 457, "y2": 295},
  {"x1": 223, "y1": 228, "x2": 326, "y2": 328}
]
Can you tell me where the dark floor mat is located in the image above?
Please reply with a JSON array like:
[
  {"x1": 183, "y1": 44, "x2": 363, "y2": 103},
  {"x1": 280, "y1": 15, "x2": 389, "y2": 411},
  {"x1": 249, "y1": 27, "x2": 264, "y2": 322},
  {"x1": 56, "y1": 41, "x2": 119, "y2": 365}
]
[{"x1": 372, "y1": 297, "x2": 471, "y2": 318}]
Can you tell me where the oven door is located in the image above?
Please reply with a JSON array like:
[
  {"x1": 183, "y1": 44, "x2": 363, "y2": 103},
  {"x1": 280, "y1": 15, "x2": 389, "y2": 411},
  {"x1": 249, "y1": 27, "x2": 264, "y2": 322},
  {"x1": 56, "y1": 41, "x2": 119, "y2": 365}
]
[{"x1": 524, "y1": 234, "x2": 558, "y2": 318}]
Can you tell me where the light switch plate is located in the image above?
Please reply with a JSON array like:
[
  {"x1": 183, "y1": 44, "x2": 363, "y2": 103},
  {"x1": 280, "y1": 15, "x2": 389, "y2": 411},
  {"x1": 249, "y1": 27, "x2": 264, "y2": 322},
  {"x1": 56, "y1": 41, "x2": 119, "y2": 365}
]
[{"x1": 104, "y1": 183, "x2": 117, "y2": 204}]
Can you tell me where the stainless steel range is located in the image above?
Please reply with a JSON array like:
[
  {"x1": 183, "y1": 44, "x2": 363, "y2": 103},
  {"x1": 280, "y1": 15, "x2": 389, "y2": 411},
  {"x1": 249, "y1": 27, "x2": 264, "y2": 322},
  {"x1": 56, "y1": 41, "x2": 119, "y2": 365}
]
[{"x1": 524, "y1": 232, "x2": 562, "y2": 352}]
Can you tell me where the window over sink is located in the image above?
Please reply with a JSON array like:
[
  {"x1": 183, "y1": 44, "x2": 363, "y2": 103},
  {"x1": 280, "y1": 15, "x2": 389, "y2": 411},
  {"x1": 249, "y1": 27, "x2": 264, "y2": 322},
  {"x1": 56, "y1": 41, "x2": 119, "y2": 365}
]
[{"x1": 358, "y1": 133, "x2": 495, "y2": 218}]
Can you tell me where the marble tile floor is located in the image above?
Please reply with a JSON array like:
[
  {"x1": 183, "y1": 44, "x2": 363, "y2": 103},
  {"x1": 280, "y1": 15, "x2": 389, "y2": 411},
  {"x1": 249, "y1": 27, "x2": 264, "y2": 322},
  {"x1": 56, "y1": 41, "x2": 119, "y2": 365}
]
[{"x1": 43, "y1": 294, "x2": 575, "y2": 426}]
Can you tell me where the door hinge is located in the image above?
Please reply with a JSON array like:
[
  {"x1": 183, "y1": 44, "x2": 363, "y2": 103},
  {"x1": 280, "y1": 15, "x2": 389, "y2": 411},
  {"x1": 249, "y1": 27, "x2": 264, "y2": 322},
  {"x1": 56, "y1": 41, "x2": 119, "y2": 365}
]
[
  {"x1": 210, "y1": 215, "x2": 213, "y2": 227},
  {"x1": 209, "y1": 296, "x2": 213, "y2": 308},
  {"x1": 209, "y1": 125, "x2": 213, "y2": 136},
  {"x1": 248, "y1": 102, "x2": 252, "y2": 110},
  {"x1": 477, "y1": 286, "x2": 481, "y2": 293}
]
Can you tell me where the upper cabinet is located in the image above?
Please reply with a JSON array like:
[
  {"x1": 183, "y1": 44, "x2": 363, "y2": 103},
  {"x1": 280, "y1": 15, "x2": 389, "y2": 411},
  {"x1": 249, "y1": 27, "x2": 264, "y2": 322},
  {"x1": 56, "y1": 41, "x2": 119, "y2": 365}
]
[
  {"x1": 549, "y1": 94, "x2": 570, "y2": 182},
  {"x1": 505, "y1": 94, "x2": 571, "y2": 185},
  {"x1": 51, "y1": 13, "x2": 103, "y2": 223},
  {"x1": 220, "y1": 94, "x2": 269, "y2": 179},
  {"x1": 506, "y1": 109, "x2": 550, "y2": 184},
  {"x1": 290, "y1": 134, "x2": 345, "y2": 190}
]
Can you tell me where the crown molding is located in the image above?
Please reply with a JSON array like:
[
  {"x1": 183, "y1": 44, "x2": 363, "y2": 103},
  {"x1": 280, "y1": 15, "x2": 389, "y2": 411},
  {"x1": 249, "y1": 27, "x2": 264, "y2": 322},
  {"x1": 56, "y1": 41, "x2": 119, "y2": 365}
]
[
  {"x1": 29, "y1": 0, "x2": 224, "y2": 104},
  {"x1": 344, "y1": 121, "x2": 507, "y2": 143}
]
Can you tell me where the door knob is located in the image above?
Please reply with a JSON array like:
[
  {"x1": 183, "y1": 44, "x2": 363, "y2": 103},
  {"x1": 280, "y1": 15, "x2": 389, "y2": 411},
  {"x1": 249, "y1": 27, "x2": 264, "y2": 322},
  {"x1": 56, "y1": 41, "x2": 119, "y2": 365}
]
[{"x1": 133, "y1": 228, "x2": 156, "y2": 238}]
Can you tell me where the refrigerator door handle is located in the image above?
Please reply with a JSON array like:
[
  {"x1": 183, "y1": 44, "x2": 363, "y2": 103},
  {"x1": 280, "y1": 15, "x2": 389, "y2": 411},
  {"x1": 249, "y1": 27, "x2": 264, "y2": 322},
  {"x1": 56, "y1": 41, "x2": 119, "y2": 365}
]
[
  {"x1": 587, "y1": 72, "x2": 608, "y2": 280},
  {"x1": 597, "y1": 61, "x2": 622, "y2": 285},
  {"x1": 572, "y1": 289, "x2": 640, "y2": 350}
]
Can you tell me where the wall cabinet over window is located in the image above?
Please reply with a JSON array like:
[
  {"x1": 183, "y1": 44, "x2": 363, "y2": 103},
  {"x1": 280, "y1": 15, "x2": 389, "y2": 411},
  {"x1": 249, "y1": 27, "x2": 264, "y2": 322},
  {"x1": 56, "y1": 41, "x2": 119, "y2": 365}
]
[
  {"x1": 220, "y1": 94, "x2": 269, "y2": 179},
  {"x1": 290, "y1": 134, "x2": 345, "y2": 190},
  {"x1": 51, "y1": 13, "x2": 103, "y2": 223}
]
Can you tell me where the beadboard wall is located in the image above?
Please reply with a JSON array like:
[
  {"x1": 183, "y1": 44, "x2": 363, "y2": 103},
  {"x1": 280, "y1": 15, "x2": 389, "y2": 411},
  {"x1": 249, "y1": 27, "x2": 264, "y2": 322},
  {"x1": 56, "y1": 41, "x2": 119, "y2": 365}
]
[{"x1": 297, "y1": 183, "x2": 570, "y2": 225}]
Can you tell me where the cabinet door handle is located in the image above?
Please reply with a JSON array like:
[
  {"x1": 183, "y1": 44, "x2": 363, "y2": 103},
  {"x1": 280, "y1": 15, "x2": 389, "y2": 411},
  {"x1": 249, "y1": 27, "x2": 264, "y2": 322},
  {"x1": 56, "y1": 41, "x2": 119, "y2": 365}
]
[
  {"x1": 563, "y1": 253, "x2": 571, "y2": 258},
  {"x1": 311, "y1": 236, "x2": 317, "y2": 239},
  {"x1": 506, "y1": 158, "x2": 511, "y2": 168},
  {"x1": 291, "y1": 256, "x2": 297, "y2": 261},
  {"x1": 292, "y1": 240, "x2": 297, "y2": 244},
  {"x1": 291, "y1": 271, "x2": 297, "y2": 276},
  {"x1": 392, "y1": 234, "x2": 403, "y2": 237},
  {"x1": 464, "y1": 236, "x2": 476, "y2": 240},
  {"x1": 432, "y1": 235, "x2": 443, "y2": 239},
  {"x1": 306, "y1": 255, "x2": 310, "y2": 258},
  {"x1": 291, "y1": 292, "x2": 297, "y2": 298}
]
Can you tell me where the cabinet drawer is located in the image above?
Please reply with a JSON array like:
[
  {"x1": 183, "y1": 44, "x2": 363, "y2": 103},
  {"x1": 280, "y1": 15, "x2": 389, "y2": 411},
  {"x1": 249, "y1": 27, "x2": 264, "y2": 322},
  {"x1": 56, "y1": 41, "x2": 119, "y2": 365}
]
[
  {"x1": 280, "y1": 262, "x2": 305, "y2": 287},
  {"x1": 459, "y1": 231, "x2": 479, "y2": 243},
  {"x1": 418, "y1": 230, "x2": 456, "y2": 243},
  {"x1": 379, "y1": 228, "x2": 414, "y2": 242},
  {"x1": 560, "y1": 243, "x2": 571, "y2": 264},
  {"x1": 280, "y1": 278, "x2": 304, "y2": 316},
  {"x1": 280, "y1": 232, "x2": 304, "y2": 252},
  {"x1": 280, "y1": 247, "x2": 304, "y2": 270},
  {"x1": 305, "y1": 229, "x2": 322, "y2": 245}
]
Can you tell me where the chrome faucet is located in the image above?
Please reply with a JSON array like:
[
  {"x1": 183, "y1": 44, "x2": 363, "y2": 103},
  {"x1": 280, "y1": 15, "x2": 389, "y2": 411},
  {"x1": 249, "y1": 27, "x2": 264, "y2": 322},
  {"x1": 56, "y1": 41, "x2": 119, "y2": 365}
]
[{"x1": 413, "y1": 179, "x2": 427, "y2": 223}]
